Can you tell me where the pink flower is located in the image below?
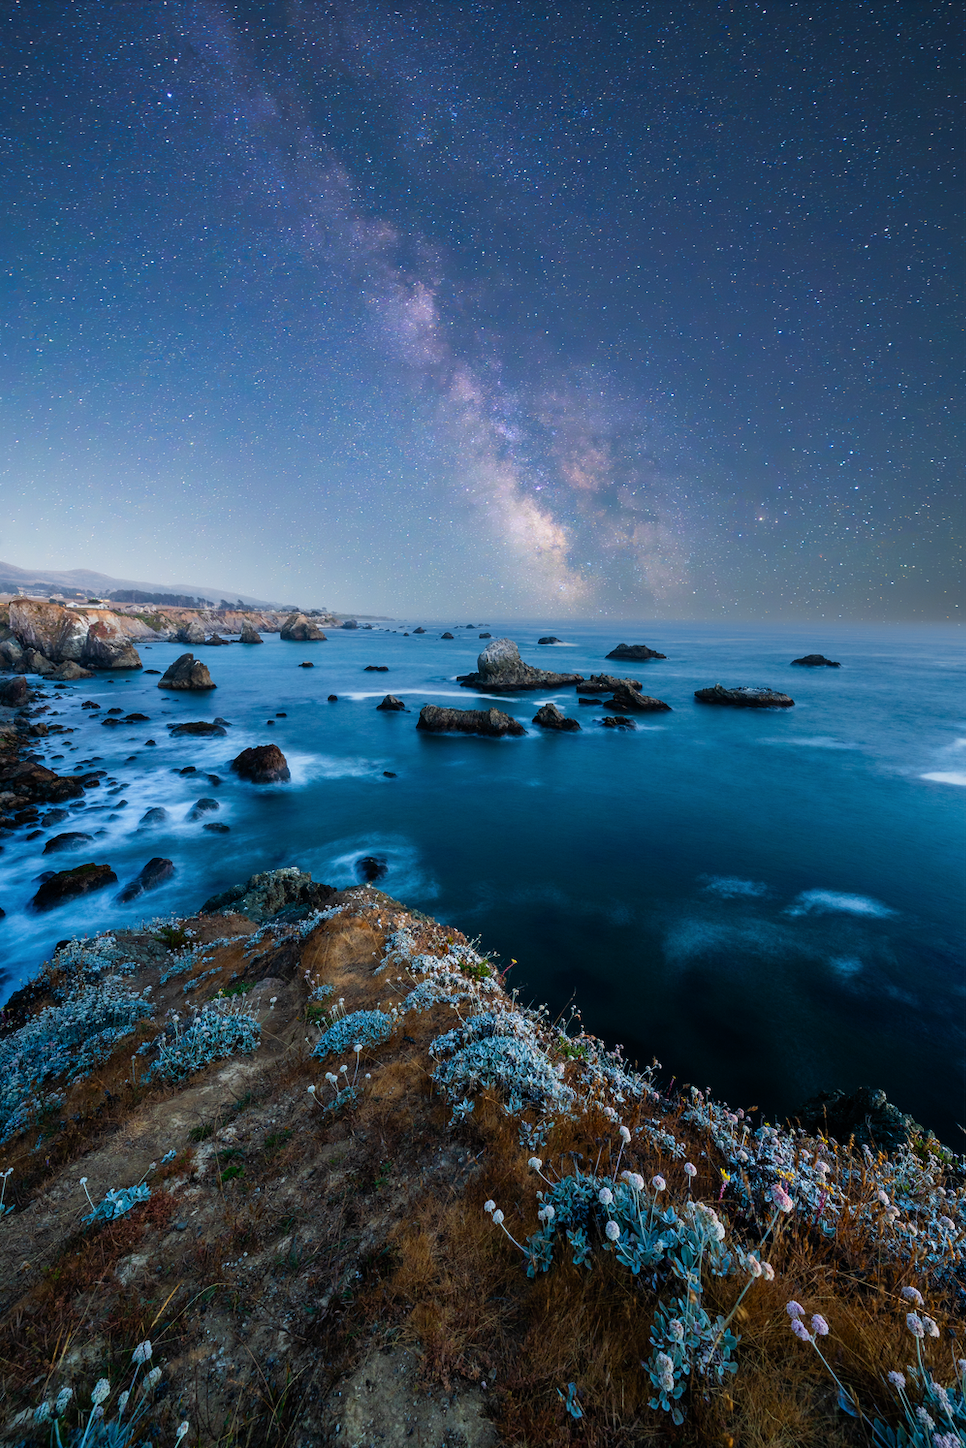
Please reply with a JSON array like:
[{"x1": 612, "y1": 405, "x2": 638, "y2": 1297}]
[
  {"x1": 906, "y1": 1312, "x2": 925, "y2": 1339},
  {"x1": 810, "y1": 1315, "x2": 829, "y2": 1337},
  {"x1": 786, "y1": 1301, "x2": 804, "y2": 1318},
  {"x1": 922, "y1": 1315, "x2": 940, "y2": 1338},
  {"x1": 761, "y1": 1262, "x2": 775, "y2": 1281},
  {"x1": 887, "y1": 1371, "x2": 905, "y2": 1389},
  {"x1": 790, "y1": 1317, "x2": 810, "y2": 1341},
  {"x1": 771, "y1": 1184, "x2": 794, "y2": 1213},
  {"x1": 683, "y1": 1162, "x2": 697, "y2": 1178},
  {"x1": 652, "y1": 1175, "x2": 666, "y2": 1192},
  {"x1": 901, "y1": 1285, "x2": 923, "y2": 1307}
]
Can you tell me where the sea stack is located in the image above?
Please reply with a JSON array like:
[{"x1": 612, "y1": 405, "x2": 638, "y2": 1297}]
[
  {"x1": 157, "y1": 654, "x2": 216, "y2": 691},
  {"x1": 458, "y1": 637, "x2": 583, "y2": 692}
]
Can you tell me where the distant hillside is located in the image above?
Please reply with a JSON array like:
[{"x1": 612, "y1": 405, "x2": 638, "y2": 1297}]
[{"x1": 0, "y1": 560, "x2": 282, "y2": 610}]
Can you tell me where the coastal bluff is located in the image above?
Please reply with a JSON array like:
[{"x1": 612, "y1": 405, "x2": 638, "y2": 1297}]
[{"x1": 0, "y1": 868, "x2": 958, "y2": 1448}]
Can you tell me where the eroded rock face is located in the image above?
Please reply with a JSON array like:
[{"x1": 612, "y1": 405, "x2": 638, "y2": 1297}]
[
  {"x1": 416, "y1": 704, "x2": 525, "y2": 737},
  {"x1": 280, "y1": 613, "x2": 327, "y2": 641},
  {"x1": 0, "y1": 761, "x2": 84, "y2": 803},
  {"x1": 694, "y1": 684, "x2": 794, "y2": 708},
  {"x1": 602, "y1": 683, "x2": 672, "y2": 713},
  {"x1": 792, "y1": 654, "x2": 841, "y2": 667},
  {"x1": 605, "y1": 642, "x2": 667, "y2": 661},
  {"x1": 31, "y1": 862, "x2": 117, "y2": 911},
  {"x1": 230, "y1": 743, "x2": 290, "y2": 782},
  {"x1": 117, "y1": 856, "x2": 175, "y2": 902},
  {"x1": 532, "y1": 702, "x2": 580, "y2": 731},
  {"x1": 240, "y1": 625, "x2": 264, "y2": 644},
  {"x1": 376, "y1": 695, "x2": 408, "y2": 711},
  {"x1": 9, "y1": 600, "x2": 144, "y2": 670},
  {"x1": 50, "y1": 661, "x2": 94, "y2": 681},
  {"x1": 177, "y1": 620, "x2": 206, "y2": 644},
  {"x1": 458, "y1": 637, "x2": 583, "y2": 693},
  {"x1": 157, "y1": 654, "x2": 216, "y2": 691},
  {"x1": 84, "y1": 621, "x2": 142, "y2": 670},
  {"x1": 576, "y1": 674, "x2": 642, "y2": 695}
]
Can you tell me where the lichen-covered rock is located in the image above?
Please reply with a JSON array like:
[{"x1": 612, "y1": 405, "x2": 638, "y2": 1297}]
[
  {"x1": 157, "y1": 654, "x2": 216, "y2": 691},
  {"x1": 695, "y1": 684, "x2": 794, "y2": 708},
  {"x1": 605, "y1": 642, "x2": 667, "y2": 661},
  {"x1": 792, "y1": 654, "x2": 841, "y2": 667},
  {"x1": 31, "y1": 862, "x2": 118, "y2": 911},
  {"x1": 200, "y1": 866, "x2": 335, "y2": 920},
  {"x1": 417, "y1": 704, "x2": 526, "y2": 737},
  {"x1": 602, "y1": 683, "x2": 672, "y2": 713},
  {"x1": 230, "y1": 743, "x2": 290, "y2": 782},
  {"x1": 280, "y1": 613, "x2": 326, "y2": 641},
  {"x1": 532, "y1": 702, "x2": 580, "y2": 731},
  {"x1": 458, "y1": 638, "x2": 583, "y2": 693}
]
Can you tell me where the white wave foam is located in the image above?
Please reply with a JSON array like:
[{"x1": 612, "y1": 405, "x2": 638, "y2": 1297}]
[
  {"x1": 829, "y1": 955, "x2": 863, "y2": 978},
  {"x1": 786, "y1": 890, "x2": 895, "y2": 919},
  {"x1": 921, "y1": 771, "x2": 966, "y2": 787},
  {"x1": 699, "y1": 876, "x2": 769, "y2": 899},
  {"x1": 762, "y1": 736, "x2": 858, "y2": 750}
]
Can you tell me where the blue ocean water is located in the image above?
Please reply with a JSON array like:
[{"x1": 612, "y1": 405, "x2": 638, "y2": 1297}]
[{"x1": 1, "y1": 621, "x2": 963, "y2": 1139}]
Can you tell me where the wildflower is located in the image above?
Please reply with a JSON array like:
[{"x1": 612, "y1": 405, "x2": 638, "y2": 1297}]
[
  {"x1": 353, "y1": 1043, "x2": 362, "y2": 1054},
  {"x1": 656, "y1": 1351, "x2": 675, "y2": 1393},
  {"x1": 605, "y1": 1220, "x2": 620, "y2": 1241},
  {"x1": 668, "y1": 1318, "x2": 685, "y2": 1342},
  {"x1": 527, "y1": 1157, "x2": 542, "y2": 1171},
  {"x1": 144, "y1": 1368, "x2": 162, "y2": 1390},
  {"x1": 790, "y1": 1317, "x2": 811, "y2": 1341},
  {"x1": 887, "y1": 1371, "x2": 906, "y2": 1389},
  {"x1": 786, "y1": 1301, "x2": 805, "y2": 1318},
  {"x1": 619, "y1": 1125, "x2": 631, "y2": 1143},
  {"x1": 492, "y1": 1209, "x2": 505, "y2": 1226},
  {"x1": 91, "y1": 1379, "x2": 111, "y2": 1406},
  {"x1": 269, "y1": 996, "x2": 277, "y2": 1010},
  {"x1": 484, "y1": 1200, "x2": 496, "y2": 1214},
  {"x1": 33, "y1": 1403, "x2": 52, "y2": 1425},
  {"x1": 537, "y1": 1204, "x2": 555, "y2": 1222},
  {"x1": 746, "y1": 1255, "x2": 762, "y2": 1278},
  {"x1": 885, "y1": 1206, "x2": 900, "y2": 1223},
  {"x1": 307, "y1": 1084, "x2": 316, "y2": 1094},
  {"x1": 906, "y1": 1312, "x2": 925, "y2": 1339},
  {"x1": 683, "y1": 1162, "x2": 697, "y2": 1178},
  {"x1": 906, "y1": 1224, "x2": 918, "y2": 1238},
  {"x1": 814, "y1": 1160, "x2": 829, "y2": 1176},
  {"x1": 877, "y1": 1189, "x2": 890, "y2": 1205},
  {"x1": 810, "y1": 1315, "x2": 829, "y2": 1336},
  {"x1": 915, "y1": 1407, "x2": 935, "y2": 1430},
  {"x1": 762, "y1": 1262, "x2": 775, "y2": 1281},
  {"x1": 55, "y1": 1387, "x2": 73, "y2": 1415},
  {"x1": 132, "y1": 1340, "x2": 152, "y2": 1365},
  {"x1": 921, "y1": 1315, "x2": 940, "y2": 1338},
  {"x1": 598, "y1": 1187, "x2": 614, "y2": 1206},
  {"x1": 175, "y1": 1426, "x2": 190, "y2": 1445},
  {"x1": 901, "y1": 1285, "x2": 924, "y2": 1306},
  {"x1": 934, "y1": 1435, "x2": 960, "y2": 1448},
  {"x1": 771, "y1": 1183, "x2": 794, "y2": 1213},
  {"x1": 652, "y1": 1175, "x2": 666, "y2": 1192}
]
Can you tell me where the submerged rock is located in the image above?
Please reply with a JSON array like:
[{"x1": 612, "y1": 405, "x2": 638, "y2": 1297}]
[
  {"x1": 605, "y1": 642, "x2": 667, "y2": 661},
  {"x1": 280, "y1": 613, "x2": 327, "y2": 642},
  {"x1": 365, "y1": 665, "x2": 389, "y2": 672},
  {"x1": 31, "y1": 862, "x2": 118, "y2": 911},
  {"x1": 188, "y1": 797, "x2": 219, "y2": 820},
  {"x1": 376, "y1": 695, "x2": 408, "y2": 712},
  {"x1": 230, "y1": 744, "x2": 290, "y2": 783},
  {"x1": 157, "y1": 654, "x2": 216, "y2": 691},
  {"x1": 240, "y1": 624, "x2": 264, "y2": 644},
  {"x1": 600, "y1": 715, "x2": 636, "y2": 729},
  {"x1": 602, "y1": 683, "x2": 672, "y2": 714},
  {"x1": 417, "y1": 704, "x2": 526, "y2": 738},
  {"x1": 356, "y1": 855, "x2": 388, "y2": 883},
  {"x1": 458, "y1": 637, "x2": 583, "y2": 693},
  {"x1": 532, "y1": 702, "x2": 580, "y2": 731},
  {"x1": 791, "y1": 1086, "x2": 922, "y2": 1151},
  {"x1": 117, "y1": 856, "x2": 175, "y2": 902},
  {"x1": 792, "y1": 654, "x2": 841, "y2": 667},
  {"x1": 138, "y1": 807, "x2": 168, "y2": 827},
  {"x1": 43, "y1": 831, "x2": 94, "y2": 853},
  {"x1": 200, "y1": 866, "x2": 335, "y2": 920},
  {"x1": 695, "y1": 684, "x2": 794, "y2": 708}
]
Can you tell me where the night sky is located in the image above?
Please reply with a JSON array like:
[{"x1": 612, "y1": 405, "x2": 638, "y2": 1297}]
[{"x1": 1, "y1": 1, "x2": 960, "y2": 618}]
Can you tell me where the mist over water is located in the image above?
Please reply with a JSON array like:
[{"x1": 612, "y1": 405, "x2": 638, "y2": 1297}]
[{"x1": 1, "y1": 621, "x2": 962, "y2": 1139}]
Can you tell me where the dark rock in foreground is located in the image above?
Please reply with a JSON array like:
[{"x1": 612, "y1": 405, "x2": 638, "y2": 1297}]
[
  {"x1": 791, "y1": 1086, "x2": 922, "y2": 1152},
  {"x1": 230, "y1": 744, "x2": 290, "y2": 782},
  {"x1": 441, "y1": 631, "x2": 455, "y2": 639},
  {"x1": 139, "y1": 807, "x2": 168, "y2": 827},
  {"x1": 188, "y1": 797, "x2": 219, "y2": 820},
  {"x1": 118, "y1": 856, "x2": 175, "y2": 902},
  {"x1": 356, "y1": 855, "x2": 388, "y2": 883},
  {"x1": 417, "y1": 704, "x2": 525, "y2": 738},
  {"x1": 377, "y1": 695, "x2": 408, "y2": 712},
  {"x1": 577, "y1": 673, "x2": 642, "y2": 695},
  {"x1": 240, "y1": 624, "x2": 264, "y2": 644},
  {"x1": 792, "y1": 654, "x2": 841, "y2": 667},
  {"x1": 158, "y1": 654, "x2": 216, "y2": 691},
  {"x1": 1, "y1": 761, "x2": 83, "y2": 804},
  {"x1": 31, "y1": 862, "x2": 117, "y2": 911},
  {"x1": 0, "y1": 676, "x2": 29, "y2": 707},
  {"x1": 200, "y1": 866, "x2": 335, "y2": 920},
  {"x1": 695, "y1": 684, "x2": 794, "y2": 708},
  {"x1": 43, "y1": 831, "x2": 94, "y2": 854},
  {"x1": 532, "y1": 702, "x2": 580, "y2": 731},
  {"x1": 603, "y1": 683, "x2": 672, "y2": 714},
  {"x1": 458, "y1": 637, "x2": 583, "y2": 693},
  {"x1": 605, "y1": 642, "x2": 667, "y2": 661},
  {"x1": 280, "y1": 612, "x2": 327, "y2": 642}
]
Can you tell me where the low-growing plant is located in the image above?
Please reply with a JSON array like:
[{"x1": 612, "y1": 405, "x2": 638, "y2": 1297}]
[
  {"x1": 27, "y1": 1340, "x2": 189, "y2": 1447},
  {"x1": 143, "y1": 999, "x2": 260, "y2": 1084}
]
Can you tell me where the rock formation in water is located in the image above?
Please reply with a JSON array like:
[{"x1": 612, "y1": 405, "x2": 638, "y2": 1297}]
[
  {"x1": 157, "y1": 654, "x2": 216, "y2": 691},
  {"x1": 0, "y1": 676, "x2": 28, "y2": 707},
  {"x1": 177, "y1": 620, "x2": 206, "y2": 644},
  {"x1": 537, "y1": 636, "x2": 562, "y2": 645},
  {"x1": 605, "y1": 642, "x2": 667, "y2": 661},
  {"x1": 416, "y1": 704, "x2": 526, "y2": 737},
  {"x1": 791, "y1": 654, "x2": 841, "y2": 667},
  {"x1": 376, "y1": 695, "x2": 408, "y2": 712},
  {"x1": 576, "y1": 674, "x2": 643, "y2": 695},
  {"x1": 694, "y1": 684, "x2": 794, "y2": 708},
  {"x1": 458, "y1": 637, "x2": 583, "y2": 693},
  {"x1": 118, "y1": 856, "x2": 176, "y2": 902},
  {"x1": 31, "y1": 862, "x2": 118, "y2": 911},
  {"x1": 280, "y1": 613, "x2": 327, "y2": 642},
  {"x1": 532, "y1": 702, "x2": 580, "y2": 731},
  {"x1": 601, "y1": 682, "x2": 672, "y2": 714},
  {"x1": 168, "y1": 721, "x2": 227, "y2": 737},
  {"x1": 230, "y1": 743, "x2": 291, "y2": 782},
  {"x1": 240, "y1": 624, "x2": 264, "y2": 644}
]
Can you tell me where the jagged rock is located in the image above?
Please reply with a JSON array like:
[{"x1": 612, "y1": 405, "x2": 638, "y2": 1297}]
[
  {"x1": 441, "y1": 632, "x2": 455, "y2": 639},
  {"x1": 138, "y1": 807, "x2": 168, "y2": 827},
  {"x1": 168, "y1": 721, "x2": 227, "y2": 737},
  {"x1": 416, "y1": 704, "x2": 526, "y2": 737},
  {"x1": 204, "y1": 821, "x2": 230, "y2": 833},
  {"x1": 24, "y1": 649, "x2": 56, "y2": 676},
  {"x1": 31, "y1": 862, "x2": 117, "y2": 911},
  {"x1": 188, "y1": 797, "x2": 219, "y2": 820},
  {"x1": 412, "y1": 627, "x2": 425, "y2": 634},
  {"x1": 0, "y1": 677, "x2": 28, "y2": 707},
  {"x1": 600, "y1": 715, "x2": 635, "y2": 729},
  {"x1": 117, "y1": 856, "x2": 175, "y2": 902},
  {"x1": 0, "y1": 632, "x2": 25, "y2": 671},
  {"x1": 365, "y1": 665, "x2": 389, "y2": 672},
  {"x1": 200, "y1": 866, "x2": 336, "y2": 920},
  {"x1": 532, "y1": 703, "x2": 580, "y2": 731},
  {"x1": 27, "y1": 723, "x2": 49, "y2": 737},
  {"x1": 205, "y1": 633, "x2": 231, "y2": 646},
  {"x1": 230, "y1": 744, "x2": 290, "y2": 783},
  {"x1": 84, "y1": 622, "x2": 142, "y2": 670},
  {"x1": 605, "y1": 643, "x2": 667, "y2": 661},
  {"x1": 537, "y1": 636, "x2": 562, "y2": 645},
  {"x1": 602, "y1": 683, "x2": 672, "y2": 714},
  {"x1": 124, "y1": 713, "x2": 150, "y2": 722},
  {"x1": 695, "y1": 684, "x2": 794, "y2": 708},
  {"x1": 177, "y1": 620, "x2": 206, "y2": 644},
  {"x1": 792, "y1": 654, "x2": 841, "y2": 667},
  {"x1": 281, "y1": 613, "x2": 327, "y2": 641},
  {"x1": 356, "y1": 856, "x2": 387, "y2": 883},
  {"x1": 377, "y1": 695, "x2": 408, "y2": 712},
  {"x1": 458, "y1": 638, "x2": 583, "y2": 693},
  {"x1": 157, "y1": 654, "x2": 216, "y2": 691},
  {"x1": 0, "y1": 761, "x2": 84, "y2": 803},
  {"x1": 50, "y1": 660, "x2": 94, "y2": 681},
  {"x1": 43, "y1": 831, "x2": 94, "y2": 853},
  {"x1": 240, "y1": 625, "x2": 264, "y2": 644},
  {"x1": 791, "y1": 1086, "x2": 922, "y2": 1151},
  {"x1": 478, "y1": 632, "x2": 491, "y2": 638},
  {"x1": 576, "y1": 674, "x2": 643, "y2": 695},
  {"x1": 9, "y1": 600, "x2": 144, "y2": 670}
]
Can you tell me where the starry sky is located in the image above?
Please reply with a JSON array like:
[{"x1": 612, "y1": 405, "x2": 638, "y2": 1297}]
[{"x1": 0, "y1": 1, "x2": 960, "y2": 618}]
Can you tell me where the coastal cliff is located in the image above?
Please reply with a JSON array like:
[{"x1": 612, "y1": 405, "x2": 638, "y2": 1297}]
[{"x1": 0, "y1": 865, "x2": 961, "y2": 1448}]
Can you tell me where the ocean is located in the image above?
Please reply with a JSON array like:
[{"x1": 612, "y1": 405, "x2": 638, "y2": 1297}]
[{"x1": 1, "y1": 620, "x2": 962, "y2": 1140}]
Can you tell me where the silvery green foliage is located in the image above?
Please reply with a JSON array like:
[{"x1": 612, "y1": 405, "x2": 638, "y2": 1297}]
[
  {"x1": 645, "y1": 1296, "x2": 738, "y2": 1426},
  {"x1": 430, "y1": 1011, "x2": 576, "y2": 1122},
  {"x1": 27, "y1": 1342, "x2": 185, "y2": 1448},
  {"x1": 312, "y1": 1009, "x2": 393, "y2": 1060},
  {"x1": 49, "y1": 935, "x2": 139, "y2": 988},
  {"x1": 143, "y1": 1000, "x2": 260, "y2": 1084},
  {"x1": 0, "y1": 980, "x2": 154, "y2": 1144},
  {"x1": 81, "y1": 1183, "x2": 150, "y2": 1228},
  {"x1": 158, "y1": 936, "x2": 239, "y2": 985}
]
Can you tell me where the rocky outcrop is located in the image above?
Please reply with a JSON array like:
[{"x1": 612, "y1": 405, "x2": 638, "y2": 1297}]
[
  {"x1": 600, "y1": 715, "x2": 635, "y2": 729},
  {"x1": 31, "y1": 862, "x2": 118, "y2": 911},
  {"x1": 458, "y1": 638, "x2": 583, "y2": 693},
  {"x1": 342, "y1": 619, "x2": 359, "y2": 630},
  {"x1": 138, "y1": 807, "x2": 167, "y2": 827},
  {"x1": 157, "y1": 654, "x2": 216, "y2": 691},
  {"x1": 695, "y1": 684, "x2": 794, "y2": 708},
  {"x1": 364, "y1": 665, "x2": 389, "y2": 672},
  {"x1": 23, "y1": 649, "x2": 56, "y2": 675},
  {"x1": 416, "y1": 704, "x2": 525, "y2": 737},
  {"x1": 84, "y1": 620, "x2": 142, "y2": 669},
  {"x1": 43, "y1": 832, "x2": 94, "y2": 854},
  {"x1": 0, "y1": 760, "x2": 84, "y2": 803},
  {"x1": 177, "y1": 620, "x2": 206, "y2": 644},
  {"x1": 0, "y1": 676, "x2": 28, "y2": 707},
  {"x1": 791, "y1": 1086, "x2": 921, "y2": 1152},
  {"x1": 576, "y1": 674, "x2": 642, "y2": 695},
  {"x1": 50, "y1": 661, "x2": 94, "y2": 681},
  {"x1": 168, "y1": 721, "x2": 227, "y2": 737},
  {"x1": 230, "y1": 744, "x2": 290, "y2": 783},
  {"x1": 441, "y1": 632, "x2": 455, "y2": 639},
  {"x1": 118, "y1": 856, "x2": 175, "y2": 902},
  {"x1": 356, "y1": 856, "x2": 387, "y2": 883},
  {"x1": 792, "y1": 654, "x2": 841, "y2": 667},
  {"x1": 0, "y1": 630, "x2": 25, "y2": 671},
  {"x1": 187, "y1": 797, "x2": 219, "y2": 820},
  {"x1": 200, "y1": 866, "x2": 335, "y2": 920},
  {"x1": 605, "y1": 642, "x2": 666, "y2": 661},
  {"x1": 240, "y1": 625, "x2": 264, "y2": 644},
  {"x1": 8, "y1": 600, "x2": 146, "y2": 670},
  {"x1": 376, "y1": 695, "x2": 408, "y2": 712},
  {"x1": 537, "y1": 636, "x2": 562, "y2": 645},
  {"x1": 281, "y1": 613, "x2": 327, "y2": 641},
  {"x1": 205, "y1": 633, "x2": 231, "y2": 646},
  {"x1": 532, "y1": 703, "x2": 580, "y2": 731},
  {"x1": 412, "y1": 627, "x2": 425, "y2": 634},
  {"x1": 602, "y1": 683, "x2": 672, "y2": 714}
]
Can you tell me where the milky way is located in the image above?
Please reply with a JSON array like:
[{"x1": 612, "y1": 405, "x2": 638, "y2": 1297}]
[{"x1": 0, "y1": 1, "x2": 959, "y2": 617}]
